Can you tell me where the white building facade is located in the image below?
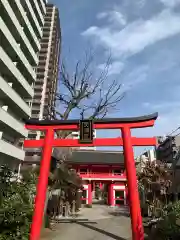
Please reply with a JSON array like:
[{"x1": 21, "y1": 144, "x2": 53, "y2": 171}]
[
  {"x1": 0, "y1": 0, "x2": 47, "y2": 169},
  {"x1": 136, "y1": 148, "x2": 156, "y2": 172}
]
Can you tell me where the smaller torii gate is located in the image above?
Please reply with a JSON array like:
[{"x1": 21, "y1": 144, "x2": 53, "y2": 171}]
[{"x1": 24, "y1": 112, "x2": 158, "y2": 240}]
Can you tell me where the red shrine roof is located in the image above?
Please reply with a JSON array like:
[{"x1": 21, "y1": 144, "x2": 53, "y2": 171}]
[{"x1": 67, "y1": 150, "x2": 124, "y2": 165}]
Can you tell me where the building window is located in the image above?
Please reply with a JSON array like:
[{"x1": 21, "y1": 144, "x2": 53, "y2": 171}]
[
  {"x1": 113, "y1": 169, "x2": 122, "y2": 175},
  {"x1": 79, "y1": 168, "x2": 88, "y2": 173}
]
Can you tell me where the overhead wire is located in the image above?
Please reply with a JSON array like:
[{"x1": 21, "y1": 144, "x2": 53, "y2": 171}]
[{"x1": 167, "y1": 126, "x2": 180, "y2": 137}]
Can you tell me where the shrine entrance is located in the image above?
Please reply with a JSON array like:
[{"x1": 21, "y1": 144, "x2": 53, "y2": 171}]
[{"x1": 24, "y1": 113, "x2": 158, "y2": 240}]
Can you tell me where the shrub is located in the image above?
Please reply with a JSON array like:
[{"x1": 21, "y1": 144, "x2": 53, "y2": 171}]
[
  {"x1": 152, "y1": 201, "x2": 180, "y2": 239},
  {"x1": 0, "y1": 165, "x2": 37, "y2": 240}
]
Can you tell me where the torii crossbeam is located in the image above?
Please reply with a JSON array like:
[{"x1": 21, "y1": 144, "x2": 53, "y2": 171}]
[{"x1": 24, "y1": 112, "x2": 158, "y2": 240}]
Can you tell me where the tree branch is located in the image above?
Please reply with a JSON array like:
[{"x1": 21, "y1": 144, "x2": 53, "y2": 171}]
[{"x1": 51, "y1": 52, "x2": 125, "y2": 121}]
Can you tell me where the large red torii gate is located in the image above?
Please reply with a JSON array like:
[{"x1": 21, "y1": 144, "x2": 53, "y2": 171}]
[{"x1": 24, "y1": 112, "x2": 158, "y2": 240}]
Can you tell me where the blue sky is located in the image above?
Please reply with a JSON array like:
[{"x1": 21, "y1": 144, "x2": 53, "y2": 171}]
[{"x1": 50, "y1": 0, "x2": 180, "y2": 154}]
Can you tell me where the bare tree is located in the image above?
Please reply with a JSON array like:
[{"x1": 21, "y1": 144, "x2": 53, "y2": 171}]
[
  {"x1": 47, "y1": 51, "x2": 126, "y2": 165},
  {"x1": 45, "y1": 52, "x2": 125, "y2": 216},
  {"x1": 49, "y1": 52, "x2": 125, "y2": 121}
]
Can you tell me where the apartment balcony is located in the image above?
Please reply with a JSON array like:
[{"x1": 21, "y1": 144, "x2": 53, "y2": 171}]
[
  {"x1": 0, "y1": 107, "x2": 28, "y2": 138},
  {"x1": 41, "y1": 43, "x2": 49, "y2": 50},
  {"x1": 1, "y1": 0, "x2": 38, "y2": 65},
  {"x1": 36, "y1": 67, "x2": 45, "y2": 74},
  {"x1": 34, "y1": 80, "x2": 43, "y2": 88},
  {"x1": 31, "y1": 114, "x2": 40, "y2": 119},
  {"x1": 12, "y1": 0, "x2": 40, "y2": 52},
  {"x1": 34, "y1": 83, "x2": 43, "y2": 88},
  {"x1": 37, "y1": 74, "x2": 45, "y2": 81},
  {"x1": 79, "y1": 172, "x2": 127, "y2": 181},
  {"x1": 32, "y1": 109, "x2": 40, "y2": 115},
  {"x1": 38, "y1": 57, "x2": 47, "y2": 62},
  {"x1": 32, "y1": 99, "x2": 41, "y2": 104},
  {"x1": 0, "y1": 139, "x2": 25, "y2": 161},
  {"x1": 34, "y1": 94, "x2": 42, "y2": 99},
  {"x1": 35, "y1": 83, "x2": 44, "y2": 89},
  {"x1": 39, "y1": 49, "x2": 48, "y2": 55},
  {"x1": 0, "y1": 47, "x2": 34, "y2": 98},
  {"x1": 39, "y1": 0, "x2": 46, "y2": 15},
  {"x1": 43, "y1": 26, "x2": 51, "y2": 31},
  {"x1": 21, "y1": 0, "x2": 42, "y2": 38},
  {"x1": 0, "y1": 75, "x2": 31, "y2": 118},
  {"x1": 31, "y1": 0, "x2": 44, "y2": 27},
  {"x1": 44, "y1": 21, "x2": 52, "y2": 28},
  {"x1": 38, "y1": 63, "x2": 46, "y2": 68},
  {"x1": 39, "y1": 55, "x2": 47, "y2": 61},
  {"x1": 44, "y1": 16, "x2": 52, "y2": 22},
  {"x1": 0, "y1": 17, "x2": 36, "y2": 83},
  {"x1": 41, "y1": 35, "x2": 51, "y2": 40}
]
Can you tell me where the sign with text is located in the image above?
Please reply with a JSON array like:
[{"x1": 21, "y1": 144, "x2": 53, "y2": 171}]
[{"x1": 79, "y1": 120, "x2": 93, "y2": 144}]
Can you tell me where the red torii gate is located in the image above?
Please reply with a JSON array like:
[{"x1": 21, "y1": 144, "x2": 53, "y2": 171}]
[{"x1": 24, "y1": 112, "x2": 158, "y2": 240}]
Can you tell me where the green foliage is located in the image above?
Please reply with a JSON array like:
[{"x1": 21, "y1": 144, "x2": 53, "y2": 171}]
[
  {"x1": 0, "y1": 165, "x2": 38, "y2": 240},
  {"x1": 0, "y1": 162, "x2": 82, "y2": 239},
  {"x1": 165, "y1": 200, "x2": 180, "y2": 218},
  {"x1": 137, "y1": 161, "x2": 172, "y2": 218},
  {"x1": 152, "y1": 201, "x2": 180, "y2": 239}
]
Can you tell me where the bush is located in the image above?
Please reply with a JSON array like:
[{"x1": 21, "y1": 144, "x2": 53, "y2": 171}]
[
  {"x1": 0, "y1": 165, "x2": 37, "y2": 240},
  {"x1": 141, "y1": 203, "x2": 148, "y2": 217},
  {"x1": 152, "y1": 201, "x2": 180, "y2": 239}
]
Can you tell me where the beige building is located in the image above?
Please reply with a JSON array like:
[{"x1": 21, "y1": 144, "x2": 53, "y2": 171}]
[
  {"x1": 24, "y1": 3, "x2": 61, "y2": 164},
  {"x1": 29, "y1": 3, "x2": 61, "y2": 138}
]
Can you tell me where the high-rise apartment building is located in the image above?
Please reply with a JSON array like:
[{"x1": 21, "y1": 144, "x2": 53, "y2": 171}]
[
  {"x1": 0, "y1": 0, "x2": 47, "y2": 169},
  {"x1": 24, "y1": 3, "x2": 61, "y2": 164},
  {"x1": 28, "y1": 3, "x2": 61, "y2": 140}
]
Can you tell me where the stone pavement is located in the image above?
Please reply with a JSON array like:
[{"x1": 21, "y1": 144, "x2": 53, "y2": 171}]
[{"x1": 44, "y1": 205, "x2": 132, "y2": 240}]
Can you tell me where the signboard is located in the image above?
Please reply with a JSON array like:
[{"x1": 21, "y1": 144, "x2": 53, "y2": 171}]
[{"x1": 79, "y1": 120, "x2": 93, "y2": 144}]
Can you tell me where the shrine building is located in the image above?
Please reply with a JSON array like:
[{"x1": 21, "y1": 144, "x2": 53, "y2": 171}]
[{"x1": 67, "y1": 150, "x2": 127, "y2": 207}]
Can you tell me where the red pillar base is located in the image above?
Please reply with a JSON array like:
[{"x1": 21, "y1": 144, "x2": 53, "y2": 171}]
[
  {"x1": 88, "y1": 182, "x2": 92, "y2": 205},
  {"x1": 108, "y1": 183, "x2": 114, "y2": 206}
]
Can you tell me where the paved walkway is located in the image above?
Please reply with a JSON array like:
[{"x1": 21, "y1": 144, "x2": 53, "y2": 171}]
[{"x1": 42, "y1": 205, "x2": 132, "y2": 240}]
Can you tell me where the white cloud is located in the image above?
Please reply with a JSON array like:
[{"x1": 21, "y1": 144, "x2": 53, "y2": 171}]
[
  {"x1": 82, "y1": 9, "x2": 180, "y2": 59},
  {"x1": 97, "y1": 12, "x2": 108, "y2": 19},
  {"x1": 98, "y1": 61, "x2": 124, "y2": 75},
  {"x1": 160, "y1": 0, "x2": 180, "y2": 8},
  {"x1": 122, "y1": 65, "x2": 149, "y2": 90},
  {"x1": 108, "y1": 11, "x2": 127, "y2": 26},
  {"x1": 97, "y1": 10, "x2": 127, "y2": 26}
]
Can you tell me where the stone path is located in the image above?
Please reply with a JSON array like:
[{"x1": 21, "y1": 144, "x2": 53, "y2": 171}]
[{"x1": 42, "y1": 205, "x2": 132, "y2": 240}]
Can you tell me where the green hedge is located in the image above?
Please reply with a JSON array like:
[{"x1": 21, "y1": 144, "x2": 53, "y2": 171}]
[
  {"x1": 0, "y1": 165, "x2": 37, "y2": 240},
  {"x1": 151, "y1": 201, "x2": 180, "y2": 239}
]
